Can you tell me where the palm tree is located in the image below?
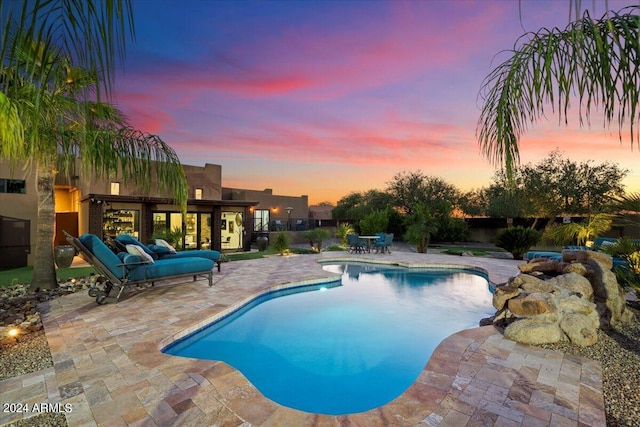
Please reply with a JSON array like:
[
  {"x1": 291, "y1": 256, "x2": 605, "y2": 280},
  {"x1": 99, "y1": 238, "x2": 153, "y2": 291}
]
[
  {"x1": 403, "y1": 202, "x2": 439, "y2": 253},
  {"x1": 1, "y1": 3, "x2": 188, "y2": 289},
  {"x1": 543, "y1": 213, "x2": 614, "y2": 246},
  {"x1": 477, "y1": 6, "x2": 639, "y2": 177}
]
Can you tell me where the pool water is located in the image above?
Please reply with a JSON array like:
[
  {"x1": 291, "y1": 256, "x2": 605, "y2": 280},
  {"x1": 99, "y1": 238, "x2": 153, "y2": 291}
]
[{"x1": 163, "y1": 263, "x2": 494, "y2": 415}]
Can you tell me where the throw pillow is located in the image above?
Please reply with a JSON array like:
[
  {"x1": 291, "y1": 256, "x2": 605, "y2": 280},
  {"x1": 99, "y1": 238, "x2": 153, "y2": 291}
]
[
  {"x1": 126, "y1": 244, "x2": 155, "y2": 264},
  {"x1": 155, "y1": 238, "x2": 177, "y2": 254}
]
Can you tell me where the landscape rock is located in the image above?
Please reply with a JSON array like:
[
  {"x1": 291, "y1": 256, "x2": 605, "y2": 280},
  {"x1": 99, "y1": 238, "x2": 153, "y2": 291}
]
[
  {"x1": 586, "y1": 258, "x2": 634, "y2": 328},
  {"x1": 561, "y1": 262, "x2": 588, "y2": 276},
  {"x1": 547, "y1": 272, "x2": 594, "y2": 301},
  {"x1": 563, "y1": 249, "x2": 614, "y2": 270},
  {"x1": 518, "y1": 259, "x2": 559, "y2": 274},
  {"x1": 559, "y1": 313, "x2": 599, "y2": 347},
  {"x1": 504, "y1": 319, "x2": 565, "y2": 345},
  {"x1": 488, "y1": 249, "x2": 634, "y2": 347},
  {"x1": 492, "y1": 285, "x2": 520, "y2": 310},
  {"x1": 508, "y1": 293, "x2": 556, "y2": 316}
]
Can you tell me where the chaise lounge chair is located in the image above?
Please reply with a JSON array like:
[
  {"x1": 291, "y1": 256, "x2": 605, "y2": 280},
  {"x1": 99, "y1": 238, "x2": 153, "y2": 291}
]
[
  {"x1": 113, "y1": 234, "x2": 222, "y2": 272},
  {"x1": 65, "y1": 231, "x2": 215, "y2": 304}
]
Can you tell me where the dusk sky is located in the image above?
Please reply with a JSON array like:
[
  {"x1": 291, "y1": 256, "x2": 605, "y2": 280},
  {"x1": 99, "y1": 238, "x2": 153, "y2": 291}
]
[{"x1": 112, "y1": 0, "x2": 639, "y2": 204}]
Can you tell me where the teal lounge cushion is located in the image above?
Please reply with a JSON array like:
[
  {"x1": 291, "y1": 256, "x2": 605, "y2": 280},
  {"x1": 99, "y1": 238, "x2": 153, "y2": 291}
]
[
  {"x1": 126, "y1": 257, "x2": 214, "y2": 282},
  {"x1": 147, "y1": 244, "x2": 172, "y2": 256},
  {"x1": 162, "y1": 250, "x2": 221, "y2": 262},
  {"x1": 118, "y1": 253, "x2": 146, "y2": 272},
  {"x1": 524, "y1": 251, "x2": 562, "y2": 262},
  {"x1": 79, "y1": 234, "x2": 125, "y2": 279}
]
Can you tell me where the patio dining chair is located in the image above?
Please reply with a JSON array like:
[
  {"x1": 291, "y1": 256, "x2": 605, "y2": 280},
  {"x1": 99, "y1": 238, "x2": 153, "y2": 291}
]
[
  {"x1": 374, "y1": 233, "x2": 394, "y2": 254},
  {"x1": 347, "y1": 233, "x2": 366, "y2": 253}
]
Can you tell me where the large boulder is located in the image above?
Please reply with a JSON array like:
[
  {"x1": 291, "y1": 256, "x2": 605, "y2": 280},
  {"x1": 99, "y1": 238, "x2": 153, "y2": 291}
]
[
  {"x1": 561, "y1": 262, "x2": 588, "y2": 276},
  {"x1": 547, "y1": 272, "x2": 594, "y2": 301},
  {"x1": 555, "y1": 294, "x2": 598, "y2": 317},
  {"x1": 504, "y1": 319, "x2": 565, "y2": 345},
  {"x1": 492, "y1": 285, "x2": 520, "y2": 310},
  {"x1": 559, "y1": 313, "x2": 598, "y2": 347},
  {"x1": 585, "y1": 258, "x2": 634, "y2": 328},
  {"x1": 518, "y1": 258, "x2": 560, "y2": 274},
  {"x1": 508, "y1": 293, "x2": 556, "y2": 317},
  {"x1": 563, "y1": 249, "x2": 614, "y2": 270},
  {"x1": 510, "y1": 274, "x2": 559, "y2": 293}
]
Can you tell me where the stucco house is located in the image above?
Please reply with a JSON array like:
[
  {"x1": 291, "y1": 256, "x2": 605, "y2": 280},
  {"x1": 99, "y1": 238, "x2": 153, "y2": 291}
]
[{"x1": 0, "y1": 159, "x2": 309, "y2": 268}]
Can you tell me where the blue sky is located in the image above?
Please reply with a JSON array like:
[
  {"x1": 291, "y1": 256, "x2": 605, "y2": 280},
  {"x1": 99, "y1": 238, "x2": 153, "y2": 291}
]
[{"x1": 112, "y1": 0, "x2": 639, "y2": 204}]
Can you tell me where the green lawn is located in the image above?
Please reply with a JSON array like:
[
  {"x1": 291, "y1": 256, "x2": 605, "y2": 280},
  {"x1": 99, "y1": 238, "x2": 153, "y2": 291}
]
[{"x1": 0, "y1": 266, "x2": 99, "y2": 287}]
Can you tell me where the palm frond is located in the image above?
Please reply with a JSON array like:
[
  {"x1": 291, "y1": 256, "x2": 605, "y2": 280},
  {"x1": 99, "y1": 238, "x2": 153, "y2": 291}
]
[
  {"x1": 1, "y1": 0, "x2": 134, "y2": 96},
  {"x1": 477, "y1": 6, "x2": 640, "y2": 175},
  {"x1": 611, "y1": 192, "x2": 640, "y2": 213}
]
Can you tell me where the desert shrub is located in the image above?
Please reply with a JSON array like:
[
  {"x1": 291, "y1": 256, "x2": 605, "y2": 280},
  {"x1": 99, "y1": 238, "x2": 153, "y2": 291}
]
[
  {"x1": 543, "y1": 214, "x2": 613, "y2": 246},
  {"x1": 359, "y1": 209, "x2": 390, "y2": 235},
  {"x1": 272, "y1": 232, "x2": 291, "y2": 255},
  {"x1": 302, "y1": 228, "x2": 331, "y2": 251},
  {"x1": 600, "y1": 238, "x2": 640, "y2": 295},
  {"x1": 335, "y1": 223, "x2": 355, "y2": 246},
  {"x1": 434, "y1": 217, "x2": 470, "y2": 243},
  {"x1": 494, "y1": 226, "x2": 542, "y2": 260}
]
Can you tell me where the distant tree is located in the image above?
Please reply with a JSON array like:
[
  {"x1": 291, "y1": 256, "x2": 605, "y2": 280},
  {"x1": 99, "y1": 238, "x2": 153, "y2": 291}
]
[
  {"x1": 484, "y1": 151, "x2": 627, "y2": 220},
  {"x1": 333, "y1": 192, "x2": 366, "y2": 222},
  {"x1": 434, "y1": 216, "x2": 470, "y2": 244},
  {"x1": 477, "y1": 6, "x2": 639, "y2": 178},
  {"x1": 387, "y1": 171, "x2": 460, "y2": 215},
  {"x1": 520, "y1": 150, "x2": 627, "y2": 215},
  {"x1": 485, "y1": 171, "x2": 535, "y2": 218},
  {"x1": 459, "y1": 188, "x2": 489, "y2": 217},
  {"x1": 332, "y1": 190, "x2": 393, "y2": 225},
  {"x1": 359, "y1": 209, "x2": 390, "y2": 236}
]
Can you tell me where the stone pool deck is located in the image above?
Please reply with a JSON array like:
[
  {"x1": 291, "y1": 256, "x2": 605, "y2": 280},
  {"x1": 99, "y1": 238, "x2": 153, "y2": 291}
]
[{"x1": 0, "y1": 251, "x2": 606, "y2": 426}]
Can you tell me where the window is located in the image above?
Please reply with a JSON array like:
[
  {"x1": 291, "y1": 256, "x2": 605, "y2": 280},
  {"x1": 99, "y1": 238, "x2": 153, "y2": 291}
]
[
  {"x1": 103, "y1": 209, "x2": 139, "y2": 239},
  {"x1": 253, "y1": 209, "x2": 270, "y2": 232},
  {"x1": 0, "y1": 178, "x2": 26, "y2": 194},
  {"x1": 154, "y1": 211, "x2": 211, "y2": 250},
  {"x1": 110, "y1": 182, "x2": 120, "y2": 195},
  {"x1": 195, "y1": 188, "x2": 203, "y2": 200}
]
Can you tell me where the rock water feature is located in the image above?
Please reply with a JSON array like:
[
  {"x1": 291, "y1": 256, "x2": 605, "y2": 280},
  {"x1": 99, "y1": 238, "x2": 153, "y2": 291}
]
[{"x1": 483, "y1": 249, "x2": 635, "y2": 346}]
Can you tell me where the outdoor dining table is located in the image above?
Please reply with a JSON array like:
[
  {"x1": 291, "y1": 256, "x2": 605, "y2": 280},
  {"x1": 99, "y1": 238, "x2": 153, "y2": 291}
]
[{"x1": 359, "y1": 235, "x2": 380, "y2": 252}]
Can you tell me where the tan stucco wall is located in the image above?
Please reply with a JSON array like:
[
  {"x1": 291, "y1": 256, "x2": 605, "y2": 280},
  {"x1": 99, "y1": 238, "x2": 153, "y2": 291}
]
[
  {"x1": 74, "y1": 160, "x2": 223, "y2": 201},
  {"x1": 0, "y1": 160, "x2": 38, "y2": 266},
  {"x1": 223, "y1": 187, "x2": 309, "y2": 220}
]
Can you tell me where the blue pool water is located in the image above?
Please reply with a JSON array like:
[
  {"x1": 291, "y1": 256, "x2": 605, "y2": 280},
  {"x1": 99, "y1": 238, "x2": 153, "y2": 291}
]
[{"x1": 163, "y1": 263, "x2": 494, "y2": 415}]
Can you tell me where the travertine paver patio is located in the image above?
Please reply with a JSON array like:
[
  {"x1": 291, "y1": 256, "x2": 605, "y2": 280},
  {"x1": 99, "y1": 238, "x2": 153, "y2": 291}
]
[{"x1": 0, "y1": 251, "x2": 606, "y2": 426}]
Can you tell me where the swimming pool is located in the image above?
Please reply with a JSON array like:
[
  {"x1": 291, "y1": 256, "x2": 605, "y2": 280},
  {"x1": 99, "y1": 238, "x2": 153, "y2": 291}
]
[{"x1": 163, "y1": 262, "x2": 494, "y2": 415}]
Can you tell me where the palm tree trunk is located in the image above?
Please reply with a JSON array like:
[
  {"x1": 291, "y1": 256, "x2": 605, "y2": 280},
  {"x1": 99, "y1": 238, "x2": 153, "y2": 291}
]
[{"x1": 30, "y1": 157, "x2": 58, "y2": 290}]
